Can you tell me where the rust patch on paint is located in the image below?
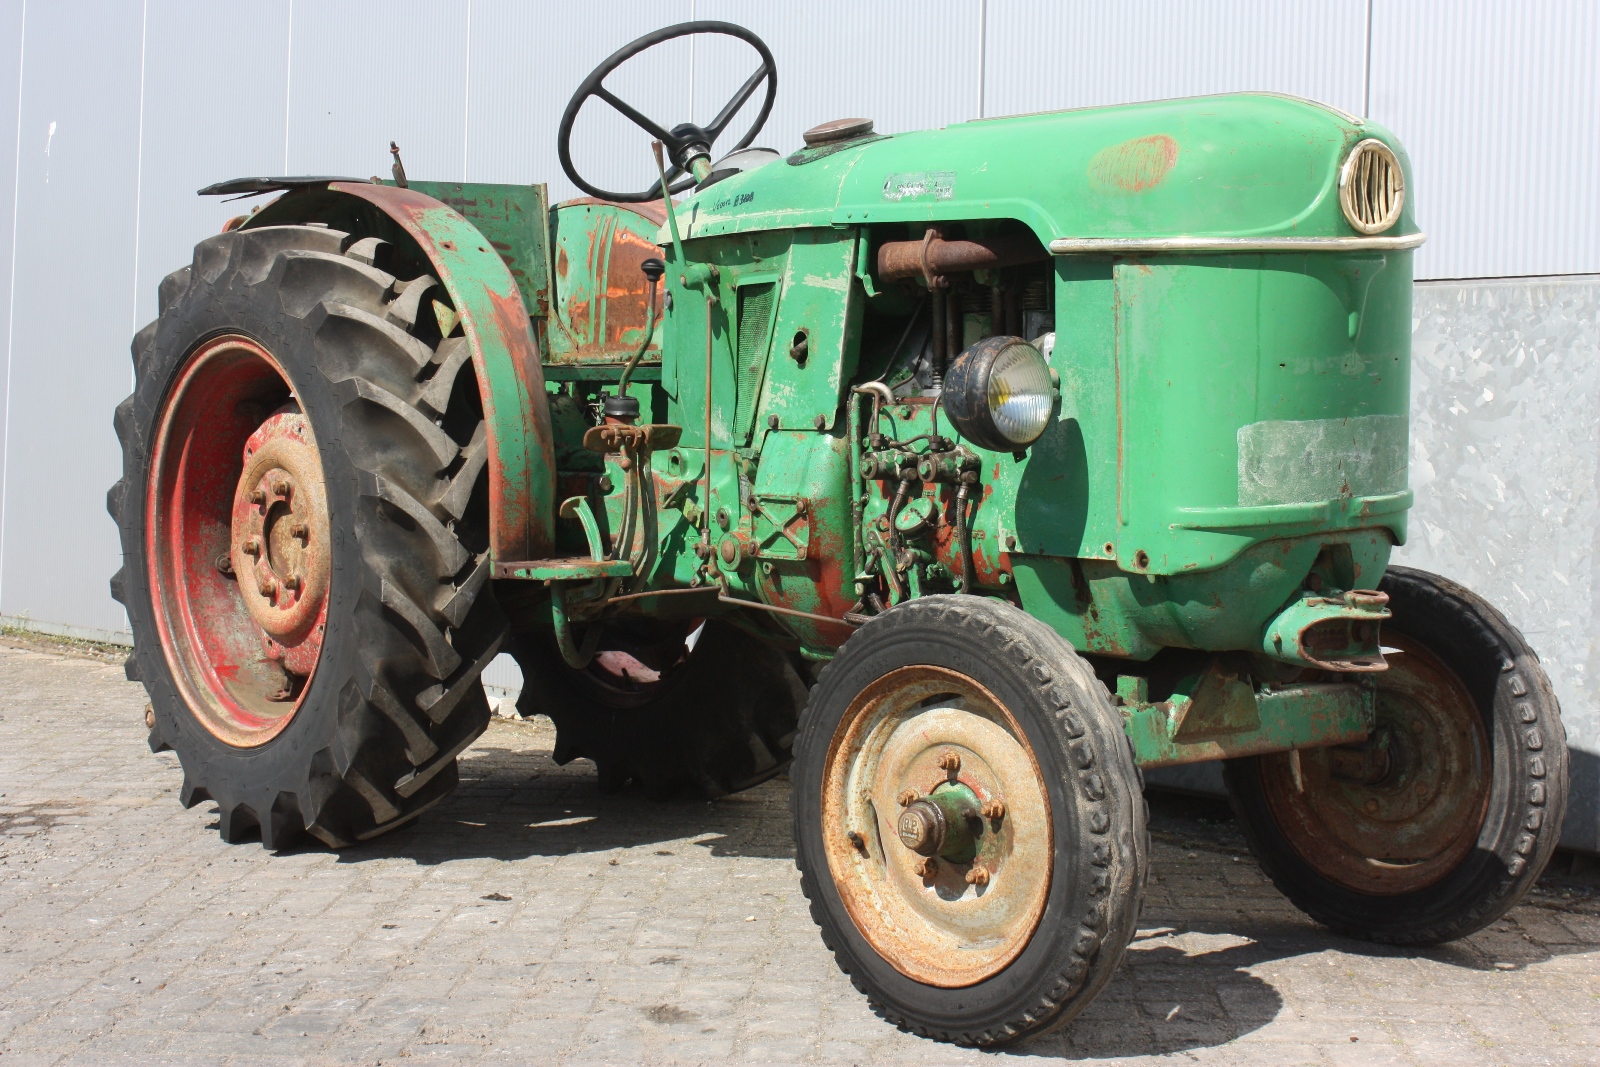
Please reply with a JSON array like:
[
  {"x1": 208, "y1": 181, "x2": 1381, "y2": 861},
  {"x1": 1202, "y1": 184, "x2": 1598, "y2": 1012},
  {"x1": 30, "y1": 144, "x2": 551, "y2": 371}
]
[{"x1": 1088, "y1": 134, "x2": 1179, "y2": 193}]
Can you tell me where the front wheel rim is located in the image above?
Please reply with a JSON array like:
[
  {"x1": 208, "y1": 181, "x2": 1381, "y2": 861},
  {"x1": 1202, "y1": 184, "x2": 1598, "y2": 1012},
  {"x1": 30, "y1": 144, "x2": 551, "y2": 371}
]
[
  {"x1": 145, "y1": 335, "x2": 332, "y2": 748},
  {"x1": 820, "y1": 665, "x2": 1053, "y2": 988}
]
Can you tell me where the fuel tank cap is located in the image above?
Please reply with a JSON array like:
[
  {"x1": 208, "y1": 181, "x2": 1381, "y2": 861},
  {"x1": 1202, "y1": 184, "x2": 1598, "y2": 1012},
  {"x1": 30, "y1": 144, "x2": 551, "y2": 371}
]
[{"x1": 803, "y1": 117, "x2": 874, "y2": 146}]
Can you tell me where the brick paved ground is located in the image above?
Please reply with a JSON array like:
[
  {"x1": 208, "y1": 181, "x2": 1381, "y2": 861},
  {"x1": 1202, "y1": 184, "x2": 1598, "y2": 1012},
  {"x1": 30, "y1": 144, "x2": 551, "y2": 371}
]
[{"x1": 1, "y1": 640, "x2": 1598, "y2": 1066}]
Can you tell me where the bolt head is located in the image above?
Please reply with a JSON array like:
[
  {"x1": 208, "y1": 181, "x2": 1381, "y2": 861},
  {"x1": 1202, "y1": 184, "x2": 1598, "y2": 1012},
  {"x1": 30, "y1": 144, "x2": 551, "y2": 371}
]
[
  {"x1": 214, "y1": 553, "x2": 234, "y2": 577},
  {"x1": 897, "y1": 789, "x2": 919, "y2": 807},
  {"x1": 259, "y1": 576, "x2": 278, "y2": 597},
  {"x1": 981, "y1": 798, "x2": 1006, "y2": 820},
  {"x1": 289, "y1": 523, "x2": 309, "y2": 541},
  {"x1": 938, "y1": 750, "x2": 962, "y2": 774},
  {"x1": 249, "y1": 489, "x2": 266, "y2": 506},
  {"x1": 282, "y1": 574, "x2": 302, "y2": 591},
  {"x1": 965, "y1": 864, "x2": 990, "y2": 887},
  {"x1": 242, "y1": 538, "x2": 260, "y2": 555},
  {"x1": 143, "y1": 703, "x2": 155, "y2": 729},
  {"x1": 813, "y1": 414, "x2": 827, "y2": 432},
  {"x1": 916, "y1": 856, "x2": 938, "y2": 879}
]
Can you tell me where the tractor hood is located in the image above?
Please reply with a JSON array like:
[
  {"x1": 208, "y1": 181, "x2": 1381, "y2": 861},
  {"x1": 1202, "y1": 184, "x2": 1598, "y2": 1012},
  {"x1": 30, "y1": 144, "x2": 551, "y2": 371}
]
[{"x1": 667, "y1": 93, "x2": 1416, "y2": 247}]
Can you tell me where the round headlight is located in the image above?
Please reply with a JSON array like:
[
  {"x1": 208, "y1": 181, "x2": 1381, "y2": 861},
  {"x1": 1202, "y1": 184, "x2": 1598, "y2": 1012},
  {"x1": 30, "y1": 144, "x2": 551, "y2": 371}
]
[{"x1": 942, "y1": 336, "x2": 1054, "y2": 451}]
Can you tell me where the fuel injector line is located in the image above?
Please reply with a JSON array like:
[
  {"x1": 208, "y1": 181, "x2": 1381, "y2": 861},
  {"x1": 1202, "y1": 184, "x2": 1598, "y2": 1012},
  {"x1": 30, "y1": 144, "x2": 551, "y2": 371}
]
[{"x1": 955, "y1": 481, "x2": 976, "y2": 593}]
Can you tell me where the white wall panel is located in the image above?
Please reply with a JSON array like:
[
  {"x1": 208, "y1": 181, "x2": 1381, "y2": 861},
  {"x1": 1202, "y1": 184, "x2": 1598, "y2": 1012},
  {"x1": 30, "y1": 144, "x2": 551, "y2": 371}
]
[
  {"x1": 0, "y1": 0, "x2": 26, "y2": 552},
  {"x1": 131, "y1": 0, "x2": 291, "y2": 336},
  {"x1": 465, "y1": 0, "x2": 692, "y2": 202},
  {"x1": 1369, "y1": 0, "x2": 1600, "y2": 280},
  {"x1": 984, "y1": 0, "x2": 1367, "y2": 124},
  {"x1": 0, "y1": 0, "x2": 143, "y2": 630},
  {"x1": 285, "y1": 0, "x2": 471, "y2": 182}
]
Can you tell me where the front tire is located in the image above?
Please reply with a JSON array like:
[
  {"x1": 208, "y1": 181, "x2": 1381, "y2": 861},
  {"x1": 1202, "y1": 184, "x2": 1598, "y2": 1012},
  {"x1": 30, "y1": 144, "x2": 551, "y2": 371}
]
[
  {"x1": 110, "y1": 223, "x2": 504, "y2": 848},
  {"x1": 1224, "y1": 565, "x2": 1568, "y2": 943},
  {"x1": 792, "y1": 596, "x2": 1147, "y2": 1046}
]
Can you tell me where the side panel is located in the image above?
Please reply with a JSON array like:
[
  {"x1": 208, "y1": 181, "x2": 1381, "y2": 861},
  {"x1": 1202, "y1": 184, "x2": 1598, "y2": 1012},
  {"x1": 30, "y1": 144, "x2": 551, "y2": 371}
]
[
  {"x1": 545, "y1": 199, "x2": 666, "y2": 368},
  {"x1": 405, "y1": 180, "x2": 552, "y2": 323}
]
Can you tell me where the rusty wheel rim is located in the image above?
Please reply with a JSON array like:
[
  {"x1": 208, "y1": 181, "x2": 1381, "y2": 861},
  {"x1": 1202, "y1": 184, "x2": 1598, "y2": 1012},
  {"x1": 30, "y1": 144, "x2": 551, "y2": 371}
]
[
  {"x1": 1260, "y1": 633, "x2": 1490, "y2": 895},
  {"x1": 145, "y1": 335, "x2": 332, "y2": 747},
  {"x1": 821, "y1": 665, "x2": 1052, "y2": 988}
]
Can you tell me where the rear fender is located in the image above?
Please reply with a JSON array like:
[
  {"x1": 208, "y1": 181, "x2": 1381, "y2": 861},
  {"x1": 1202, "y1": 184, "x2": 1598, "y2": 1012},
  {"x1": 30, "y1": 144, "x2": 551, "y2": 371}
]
[{"x1": 245, "y1": 181, "x2": 555, "y2": 560}]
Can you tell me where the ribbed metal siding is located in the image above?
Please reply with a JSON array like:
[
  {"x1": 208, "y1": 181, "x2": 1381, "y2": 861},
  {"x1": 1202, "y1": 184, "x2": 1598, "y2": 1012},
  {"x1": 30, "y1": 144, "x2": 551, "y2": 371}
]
[
  {"x1": 0, "y1": 0, "x2": 1597, "y2": 633},
  {"x1": 984, "y1": 0, "x2": 1367, "y2": 122},
  {"x1": 1369, "y1": 0, "x2": 1600, "y2": 279},
  {"x1": 0, "y1": 0, "x2": 143, "y2": 632}
]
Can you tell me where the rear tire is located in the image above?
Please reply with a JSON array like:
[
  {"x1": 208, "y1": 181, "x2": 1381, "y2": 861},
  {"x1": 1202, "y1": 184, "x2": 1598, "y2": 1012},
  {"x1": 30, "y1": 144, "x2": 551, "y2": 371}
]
[
  {"x1": 509, "y1": 619, "x2": 805, "y2": 797},
  {"x1": 109, "y1": 223, "x2": 504, "y2": 848},
  {"x1": 1224, "y1": 565, "x2": 1568, "y2": 943}
]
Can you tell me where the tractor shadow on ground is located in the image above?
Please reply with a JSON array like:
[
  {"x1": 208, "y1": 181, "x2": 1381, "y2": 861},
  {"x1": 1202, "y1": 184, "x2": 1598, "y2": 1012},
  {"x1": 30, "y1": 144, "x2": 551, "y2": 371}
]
[{"x1": 253, "y1": 721, "x2": 1598, "y2": 1061}]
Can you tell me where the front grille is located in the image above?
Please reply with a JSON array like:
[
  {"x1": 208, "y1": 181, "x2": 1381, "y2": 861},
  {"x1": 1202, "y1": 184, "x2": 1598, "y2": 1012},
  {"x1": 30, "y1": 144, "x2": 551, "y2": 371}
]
[{"x1": 1339, "y1": 139, "x2": 1405, "y2": 234}]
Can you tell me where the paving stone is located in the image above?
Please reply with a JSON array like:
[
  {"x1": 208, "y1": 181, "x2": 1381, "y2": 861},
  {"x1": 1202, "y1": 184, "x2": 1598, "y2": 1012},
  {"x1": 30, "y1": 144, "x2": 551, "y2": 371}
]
[{"x1": 1, "y1": 642, "x2": 1598, "y2": 1065}]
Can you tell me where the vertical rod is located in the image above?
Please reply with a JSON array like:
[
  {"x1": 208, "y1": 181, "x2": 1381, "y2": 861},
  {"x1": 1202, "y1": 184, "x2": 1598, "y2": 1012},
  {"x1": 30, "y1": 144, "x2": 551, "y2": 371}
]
[
  {"x1": 929, "y1": 284, "x2": 947, "y2": 389},
  {"x1": 989, "y1": 284, "x2": 1003, "y2": 339},
  {"x1": 702, "y1": 289, "x2": 715, "y2": 568}
]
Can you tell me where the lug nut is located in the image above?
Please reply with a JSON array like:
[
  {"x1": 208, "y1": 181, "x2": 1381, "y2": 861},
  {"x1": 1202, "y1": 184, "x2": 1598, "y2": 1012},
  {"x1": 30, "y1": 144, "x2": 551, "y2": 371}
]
[
  {"x1": 981, "y1": 798, "x2": 1006, "y2": 820},
  {"x1": 214, "y1": 553, "x2": 234, "y2": 577},
  {"x1": 241, "y1": 538, "x2": 260, "y2": 555},
  {"x1": 259, "y1": 576, "x2": 278, "y2": 597},
  {"x1": 249, "y1": 489, "x2": 266, "y2": 506},
  {"x1": 290, "y1": 523, "x2": 309, "y2": 541},
  {"x1": 143, "y1": 703, "x2": 155, "y2": 729},
  {"x1": 965, "y1": 863, "x2": 991, "y2": 887},
  {"x1": 938, "y1": 750, "x2": 962, "y2": 774},
  {"x1": 897, "y1": 789, "x2": 919, "y2": 807},
  {"x1": 916, "y1": 856, "x2": 938, "y2": 879},
  {"x1": 282, "y1": 574, "x2": 301, "y2": 591}
]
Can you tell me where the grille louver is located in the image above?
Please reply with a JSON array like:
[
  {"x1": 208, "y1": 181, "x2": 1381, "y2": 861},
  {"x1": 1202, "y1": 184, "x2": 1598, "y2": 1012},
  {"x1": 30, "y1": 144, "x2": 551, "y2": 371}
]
[{"x1": 1339, "y1": 139, "x2": 1405, "y2": 234}]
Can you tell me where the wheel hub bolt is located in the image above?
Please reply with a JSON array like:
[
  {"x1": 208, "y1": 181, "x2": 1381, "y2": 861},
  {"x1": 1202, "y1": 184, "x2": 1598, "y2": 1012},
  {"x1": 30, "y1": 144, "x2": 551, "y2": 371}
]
[
  {"x1": 290, "y1": 523, "x2": 309, "y2": 541},
  {"x1": 282, "y1": 574, "x2": 301, "y2": 591},
  {"x1": 241, "y1": 538, "x2": 260, "y2": 555},
  {"x1": 271, "y1": 478, "x2": 290, "y2": 499},
  {"x1": 897, "y1": 788, "x2": 919, "y2": 807},
  {"x1": 965, "y1": 863, "x2": 991, "y2": 887},
  {"x1": 981, "y1": 798, "x2": 1006, "y2": 820},
  {"x1": 846, "y1": 830, "x2": 867, "y2": 854},
  {"x1": 916, "y1": 856, "x2": 938, "y2": 879},
  {"x1": 938, "y1": 750, "x2": 961, "y2": 774},
  {"x1": 897, "y1": 799, "x2": 948, "y2": 856},
  {"x1": 249, "y1": 489, "x2": 266, "y2": 506},
  {"x1": 259, "y1": 576, "x2": 278, "y2": 597}
]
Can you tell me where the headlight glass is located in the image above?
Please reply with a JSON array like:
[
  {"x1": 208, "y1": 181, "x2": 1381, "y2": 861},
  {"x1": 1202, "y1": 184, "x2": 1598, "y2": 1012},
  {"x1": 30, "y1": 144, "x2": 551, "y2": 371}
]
[
  {"x1": 986, "y1": 342, "x2": 1054, "y2": 446},
  {"x1": 941, "y1": 336, "x2": 1056, "y2": 452}
]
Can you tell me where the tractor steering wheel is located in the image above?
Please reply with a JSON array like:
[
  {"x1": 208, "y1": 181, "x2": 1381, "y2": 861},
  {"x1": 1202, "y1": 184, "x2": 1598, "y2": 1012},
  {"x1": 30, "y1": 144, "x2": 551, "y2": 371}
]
[{"x1": 557, "y1": 22, "x2": 777, "y2": 203}]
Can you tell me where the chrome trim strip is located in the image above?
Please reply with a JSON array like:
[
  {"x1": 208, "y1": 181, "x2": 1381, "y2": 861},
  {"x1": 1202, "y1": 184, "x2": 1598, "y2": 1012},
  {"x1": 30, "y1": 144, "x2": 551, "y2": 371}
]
[{"x1": 1048, "y1": 233, "x2": 1427, "y2": 255}]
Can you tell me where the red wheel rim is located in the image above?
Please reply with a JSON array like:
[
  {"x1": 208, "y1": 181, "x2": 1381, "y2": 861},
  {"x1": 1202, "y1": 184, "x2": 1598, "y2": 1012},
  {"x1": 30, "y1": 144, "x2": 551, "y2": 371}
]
[{"x1": 145, "y1": 335, "x2": 332, "y2": 747}]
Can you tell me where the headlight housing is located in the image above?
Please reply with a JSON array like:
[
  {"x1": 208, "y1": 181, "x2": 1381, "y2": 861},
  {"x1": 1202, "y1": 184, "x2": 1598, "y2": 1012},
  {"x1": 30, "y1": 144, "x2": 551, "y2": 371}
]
[{"x1": 942, "y1": 336, "x2": 1054, "y2": 452}]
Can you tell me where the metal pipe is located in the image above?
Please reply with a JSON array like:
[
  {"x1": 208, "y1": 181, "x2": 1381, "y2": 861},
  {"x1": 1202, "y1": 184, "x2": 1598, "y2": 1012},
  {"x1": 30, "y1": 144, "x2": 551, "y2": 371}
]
[
  {"x1": 717, "y1": 595, "x2": 859, "y2": 628},
  {"x1": 701, "y1": 289, "x2": 716, "y2": 571},
  {"x1": 929, "y1": 285, "x2": 947, "y2": 388},
  {"x1": 878, "y1": 232, "x2": 1049, "y2": 281}
]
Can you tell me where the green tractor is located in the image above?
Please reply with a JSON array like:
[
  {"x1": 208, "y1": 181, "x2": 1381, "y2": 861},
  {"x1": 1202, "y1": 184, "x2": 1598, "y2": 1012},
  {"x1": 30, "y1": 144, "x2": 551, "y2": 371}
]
[{"x1": 110, "y1": 21, "x2": 1567, "y2": 1045}]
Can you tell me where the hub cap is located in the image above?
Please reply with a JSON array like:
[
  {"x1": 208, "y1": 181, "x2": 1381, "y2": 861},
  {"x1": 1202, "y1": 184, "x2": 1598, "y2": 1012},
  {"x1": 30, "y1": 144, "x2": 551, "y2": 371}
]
[
  {"x1": 821, "y1": 666, "x2": 1052, "y2": 988},
  {"x1": 1259, "y1": 633, "x2": 1490, "y2": 894},
  {"x1": 145, "y1": 336, "x2": 331, "y2": 746}
]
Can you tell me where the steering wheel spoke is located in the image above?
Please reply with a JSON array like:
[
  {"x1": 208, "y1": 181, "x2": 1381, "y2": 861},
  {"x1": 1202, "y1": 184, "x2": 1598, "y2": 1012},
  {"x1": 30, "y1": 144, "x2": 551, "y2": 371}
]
[
  {"x1": 558, "y1": 21, "x2": 778, "y2": 203},
  {"x1": 706, "y1": 66, "x2": 771, "y2": 138},
  {"x1": 593, "y1": 85, "x2": 675, "y2": 145}
]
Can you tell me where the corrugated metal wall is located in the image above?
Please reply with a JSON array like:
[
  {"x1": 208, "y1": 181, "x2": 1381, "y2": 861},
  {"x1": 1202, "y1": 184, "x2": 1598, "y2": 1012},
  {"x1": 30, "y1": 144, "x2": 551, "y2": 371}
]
[{"x1": 0, "y1": 0, "x2": 1592, "y2": 661}]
